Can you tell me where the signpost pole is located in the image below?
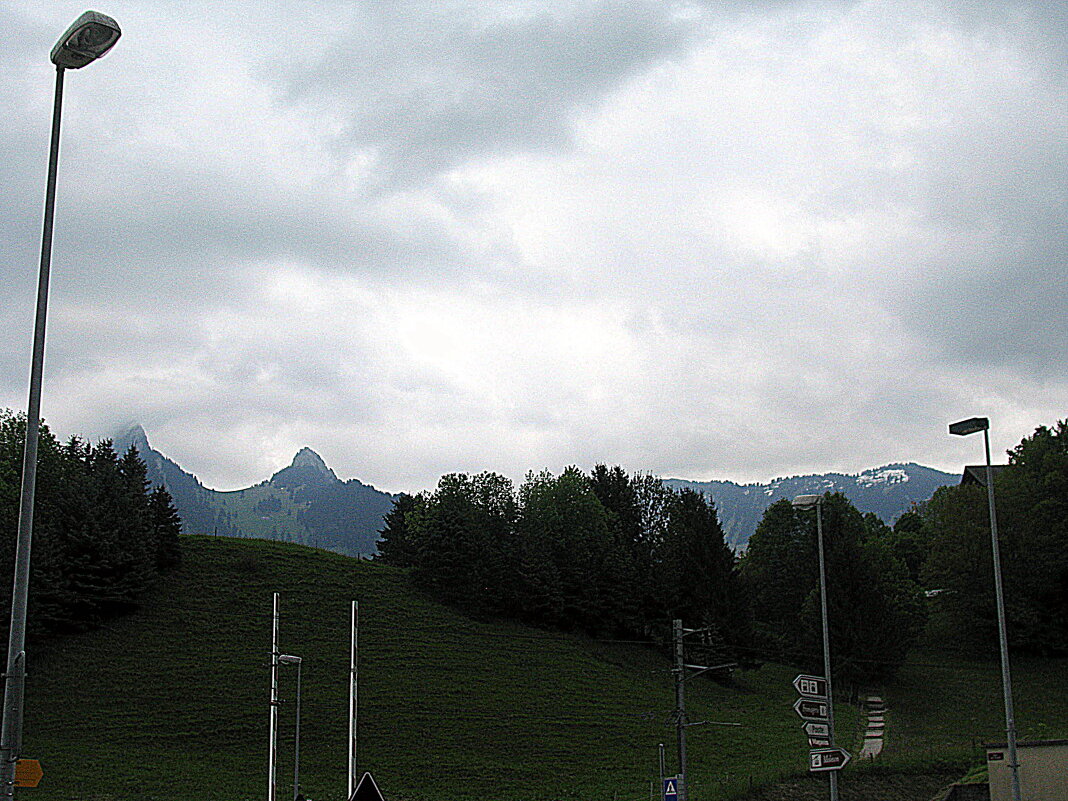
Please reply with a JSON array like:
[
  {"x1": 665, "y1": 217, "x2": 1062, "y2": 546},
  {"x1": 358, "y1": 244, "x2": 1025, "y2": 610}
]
[{"x1": 814, "y1": 503, "x2": 838, "y2": 801}]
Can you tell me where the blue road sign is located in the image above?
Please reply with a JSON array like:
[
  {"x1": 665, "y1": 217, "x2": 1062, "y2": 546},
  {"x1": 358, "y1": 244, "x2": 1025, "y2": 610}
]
[{"x1": 663, "y1": 776, "x2": 680, "y2": 801}]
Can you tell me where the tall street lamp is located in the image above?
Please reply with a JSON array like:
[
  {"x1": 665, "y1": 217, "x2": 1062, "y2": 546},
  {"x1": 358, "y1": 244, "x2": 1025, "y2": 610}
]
[
  {"x1": 792, "y1": 494, "x2": 838, "y2": 801},
  {"x1": 0, "y1": 11, "x2": 120, "y2": 798},
  {"x1": 949, "y1": 417, "x2": 1021, "y2": 801}
]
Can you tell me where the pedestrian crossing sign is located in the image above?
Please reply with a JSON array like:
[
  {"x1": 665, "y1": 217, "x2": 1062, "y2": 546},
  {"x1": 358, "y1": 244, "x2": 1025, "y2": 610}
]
[{"x1": 663, "y1": 776, "x2": 679, "y2": 801}]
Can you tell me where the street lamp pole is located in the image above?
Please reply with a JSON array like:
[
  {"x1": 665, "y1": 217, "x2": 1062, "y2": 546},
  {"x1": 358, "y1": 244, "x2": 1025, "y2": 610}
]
[
  {"x1": 950, "y1": 417, "x2": 1021, "y2": 801},
  {"x1": 793, "y1": 494, "x2": 837, "y2": 801},
  {"x1": 0, "y1": 12, "x2": 119, "y2": 798}
]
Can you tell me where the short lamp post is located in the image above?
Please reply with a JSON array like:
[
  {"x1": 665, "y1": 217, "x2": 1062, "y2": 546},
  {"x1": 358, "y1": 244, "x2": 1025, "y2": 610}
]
[
  {"x1": 0, "y1": 11, "x2": 120, "y2": 799},
  {"x1": 949, "y1": 417, "x2": 1021, "y2": 801},
  {"x1": 792, "y1": 493, "x2": 838, "y2": 801},
  {"x1": 278, "y1": 655, "x2": 303, "y2": 801}
]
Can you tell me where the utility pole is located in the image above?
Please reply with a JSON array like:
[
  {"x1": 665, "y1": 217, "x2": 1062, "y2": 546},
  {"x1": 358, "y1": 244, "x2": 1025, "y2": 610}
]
[
  {"x1": 268, "y1": 593, "x2": 280, "y2": 801},
  {"x1": 348, "y1": 600, "x2": 359, "y2": 800},
  {"x1": 673, "y1": 619, "x2": 687, "y2": 801}
]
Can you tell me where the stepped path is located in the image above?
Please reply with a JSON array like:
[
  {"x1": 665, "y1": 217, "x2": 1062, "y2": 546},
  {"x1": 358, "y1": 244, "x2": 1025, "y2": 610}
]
[{"x1": 859, "y1": 694, "x2": 886, "y2": 758}]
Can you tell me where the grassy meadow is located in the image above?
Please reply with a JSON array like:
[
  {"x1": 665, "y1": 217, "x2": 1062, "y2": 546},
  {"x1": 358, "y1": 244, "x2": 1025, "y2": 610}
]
[{"x1": 21, "y1": 536, "x2": 1068, "y2": 800}]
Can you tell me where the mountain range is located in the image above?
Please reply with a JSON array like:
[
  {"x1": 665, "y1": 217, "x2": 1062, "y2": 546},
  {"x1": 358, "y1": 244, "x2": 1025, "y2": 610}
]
[
  {"x1": 112, "y1": 425, "x2": 395, "y2": 557},
  {"x1": 666, "y1": 463, "x2": 959, "y2": 550},
  {"x1": 112, "y1": 426, "x2": 959, "y2": 556}
]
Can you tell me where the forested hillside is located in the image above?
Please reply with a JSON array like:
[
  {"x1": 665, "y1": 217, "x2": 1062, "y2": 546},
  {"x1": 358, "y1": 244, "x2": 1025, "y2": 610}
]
[{"x1": 112, "y1": 425, "x2": 394, "y2": 556}]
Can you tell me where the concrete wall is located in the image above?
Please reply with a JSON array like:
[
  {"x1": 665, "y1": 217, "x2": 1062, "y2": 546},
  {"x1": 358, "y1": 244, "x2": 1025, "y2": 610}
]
[{"x1": 986, "y1": 740, "x2": 1068, "y2": 801}]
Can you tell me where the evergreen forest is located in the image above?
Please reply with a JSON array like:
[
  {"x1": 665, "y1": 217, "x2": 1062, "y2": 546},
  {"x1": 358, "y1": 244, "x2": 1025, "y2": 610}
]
[{"x1": 0, "y1": 410, "x2": 182, "y2": 641}]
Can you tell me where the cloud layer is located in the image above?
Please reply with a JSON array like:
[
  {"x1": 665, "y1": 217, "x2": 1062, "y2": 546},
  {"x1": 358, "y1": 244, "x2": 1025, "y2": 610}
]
[{"x1": 1, "y1": 0, "x2": 1065, "y2": 492}]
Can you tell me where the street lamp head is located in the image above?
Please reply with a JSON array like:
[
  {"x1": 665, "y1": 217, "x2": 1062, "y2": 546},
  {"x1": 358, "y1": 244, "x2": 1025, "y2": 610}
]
[
  {"x1": 278, "y1": 654, "x2": 302, "y2": 665},
  {"x1": 792, "y1": 494, "x2": 822, "y2": 511},
  {"x1": 949, "y1": 417, "x2": 989, "y2": 437},
  {"x1": 50, "y1": 11, "x2": 121, "y2": 69}
]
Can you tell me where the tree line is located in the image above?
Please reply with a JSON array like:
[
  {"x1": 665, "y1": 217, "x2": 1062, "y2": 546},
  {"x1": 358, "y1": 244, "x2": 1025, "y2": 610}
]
[
  {"x1": 919, "y1": 420, "x2": 1068, "y2": 656},
  {"x1": 378, "y1": 465, "x2": 748, "y2": 654},
  {"x1": 0, "y1": 410, "x2": 182, "y2": 640},
  {"x1": 378, "y1": 464, "x2": 934, "y2": 683}
]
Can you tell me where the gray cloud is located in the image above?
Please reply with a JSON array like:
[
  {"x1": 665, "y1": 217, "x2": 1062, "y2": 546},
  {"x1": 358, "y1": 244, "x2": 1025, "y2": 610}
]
[
  {"x1": 273, "y1": 1, "x2": 699, "y2": 187},
  {"x1": 2, "y1": 0, "x2": 1066, "y2": 493}
]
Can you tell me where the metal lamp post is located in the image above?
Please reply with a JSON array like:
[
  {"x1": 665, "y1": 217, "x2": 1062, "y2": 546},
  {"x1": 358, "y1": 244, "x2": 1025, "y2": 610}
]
[
  {"x1": 0, "y1": 12, "x2": 120, "y2": 798},
  {"x1": 950, "y1": 416, "x2": 1022, "y2": 801},
  {"x1": 792, "y1": 494, "x2": 838, "y2": 801},
  {"x1": 279, "y1": 655, "x2": 304, "y2": 801}
]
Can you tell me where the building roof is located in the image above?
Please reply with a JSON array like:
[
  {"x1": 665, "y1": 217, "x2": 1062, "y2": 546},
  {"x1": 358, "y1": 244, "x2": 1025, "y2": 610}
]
[{"x1": 961, "y1": 465, "x2": 1008, "y2": 487}]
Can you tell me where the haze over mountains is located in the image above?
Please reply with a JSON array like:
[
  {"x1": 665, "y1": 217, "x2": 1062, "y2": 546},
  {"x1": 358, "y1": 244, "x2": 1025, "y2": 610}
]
[{"x1": 112, "y1": 425, "x2": 958, "y2": 555}]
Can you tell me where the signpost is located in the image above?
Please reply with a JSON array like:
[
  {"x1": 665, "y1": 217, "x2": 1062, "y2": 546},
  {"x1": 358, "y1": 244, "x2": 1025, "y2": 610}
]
[
  {"x1": 793, "y1": 698, "x2": 829, "y2": 722},
  {"x1": 663, "y1": 776, "x2": 680, "y2": 801},
  {"x1": 349, "y1": 771, "x2": 385, "y2": 801},
  {"x1": 793, "y1": 675, "x2": 828, "y2": 698},
  {"x1": 14, "y1": 759, "x2": 42, "y2": 789},
  {"x1": 809, "y1": 748, "x2": 851, "y2": 773},
  {"x1": 803, "y1": 722, "x2": 830, "y2": 738}
]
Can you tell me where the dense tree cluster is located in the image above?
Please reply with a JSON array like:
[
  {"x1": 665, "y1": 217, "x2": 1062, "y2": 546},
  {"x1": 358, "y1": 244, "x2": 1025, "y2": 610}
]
[
  {"x1": 922, "y1": 420, "x2": 1068, "y2": 655},
  {"x1": 378, "y1": 465, "x2": 748, "y2": 650},
  {"x1": 740, "y1": 494, "x2": 927, "y2": 686},
  {"x1": 0, "y1": 411, "x2": 182, "y2": 639}
]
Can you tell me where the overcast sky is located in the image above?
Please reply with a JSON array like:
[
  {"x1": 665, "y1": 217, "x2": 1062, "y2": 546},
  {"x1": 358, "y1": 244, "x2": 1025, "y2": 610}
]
[{"x1": 1, "y1": 1, "x2": 1065, "y2": 494}]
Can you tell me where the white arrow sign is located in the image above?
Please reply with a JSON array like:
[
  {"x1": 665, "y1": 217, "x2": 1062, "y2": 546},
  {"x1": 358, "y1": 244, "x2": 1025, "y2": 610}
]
[
  {"x1": 809, "y1": 747, "x2": 851, "y2": 772},
  {"x1": 793, "y1": 674, "x2": 828, "y2": 699},
  {"x1": 803, "y1": 721, "x2": 830, "y2": 738}
]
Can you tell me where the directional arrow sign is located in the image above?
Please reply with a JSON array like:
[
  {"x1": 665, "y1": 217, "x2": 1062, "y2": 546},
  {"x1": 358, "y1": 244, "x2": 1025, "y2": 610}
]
[
  {"x1": 809, "y1": 747, "x2": 851, "y2": 772},
  {"x1": 14, "y1": 759, "x2": 43, "y2": 788},
  {"x1": 803, "y1": 721, "x2": 830, "y2": 738},
  {"x1": 793, "y1": 697, "x2": 829, "y2": 722},
  {"x1": 793, "y1": 674, "x2": 828, "y2": 699},
  {"x1": 808, "y1": 737, "x2": 831, "y2": 748}
]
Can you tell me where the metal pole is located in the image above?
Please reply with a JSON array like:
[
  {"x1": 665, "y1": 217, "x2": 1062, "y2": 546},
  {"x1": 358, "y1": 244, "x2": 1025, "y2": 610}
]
[
  {"x1": 348, "y1": 600, "x2": 359, "y2": 799},
  {"x1": 673, "y1": 619, "x2": 687, "y2": 801},
  {"x1": 658, "y1": 742, "x2": 665, "y2": 789},
  {"x1": 293, "y1": 660, "x2": 302, "y2": 801},
  {"x1": 984, "y1": 430, "x2": 1022, "y2": 801},
  {"x1": 0, "y1": 64, "x2": 65, "y2": 800},
  {"x1": 814, "y1": 502, "x2": 838, "y2": 801},
  {"x1": 269, "y1": 593, "x2": 280, "y2": 801}
]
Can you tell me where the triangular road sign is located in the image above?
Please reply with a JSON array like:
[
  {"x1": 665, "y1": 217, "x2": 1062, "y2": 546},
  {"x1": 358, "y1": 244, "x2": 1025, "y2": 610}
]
[{"x1": 349, "y1": 772, "x2": 385, "y2": 801}]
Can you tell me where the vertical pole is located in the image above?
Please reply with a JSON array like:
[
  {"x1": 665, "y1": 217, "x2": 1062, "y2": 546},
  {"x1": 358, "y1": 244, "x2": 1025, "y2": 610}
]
[
  {"x1": 0, "y1": 64, "x2": 65, "y2": 801},
  {"x1": 815, "y1": 502, "x2": 838, "y2": 801},
  {"x1": 348, "y1": 600, "x2": 359, "y2": 800},
  {"x1": 984, "y1": 430, "x2": 1021, "y2": 801},
  {"x1": 293, "y1": 660, "x2": 301, "y2": 801},
  {"x1": 269, "y1": 593, "x2": 280, "y2": 801},
  {"x1": 673, "y1": 619, "x2": 686, "y2": 801},
  {"x1": 658, "y1": 742, "x2": 665, "y2": 789}
]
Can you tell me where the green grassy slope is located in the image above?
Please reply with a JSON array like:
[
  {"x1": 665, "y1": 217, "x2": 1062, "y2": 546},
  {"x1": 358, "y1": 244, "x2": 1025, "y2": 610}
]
[
  {"x1": 213, "y1": 483, "x2": 312, "y2": 543},
  {"x1": 879, "y1": 645, "x2": 1068, "y2": 767},
  {"x1": 25, "y1": 537, "x2": 843, "y2": 801}
]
